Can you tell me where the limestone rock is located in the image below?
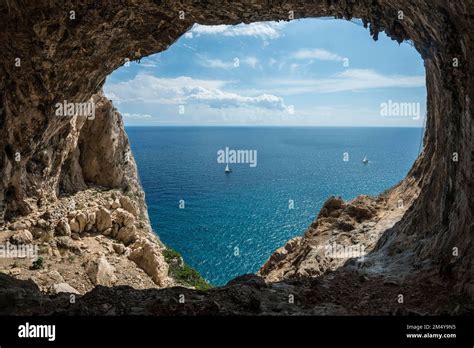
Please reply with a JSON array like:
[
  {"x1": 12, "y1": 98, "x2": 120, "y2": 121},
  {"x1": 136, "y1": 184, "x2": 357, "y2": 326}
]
[
  {"x1": 86, "y1": 256, "x2": 117, "y2": 286},
  {"x1": 55, "y1": 219, "x2": 71, "y2": 237},
  {"x1": 112, "y1": 243, "x2": 126, "y2": 255},
  {"x1": 76, "y1": 212, "x2": 88, "y2": 232},
  {"x1": 56, "y1": 236, "x2": 81, "y2": 254},
  {"x1": 111, "y1": 199, "x2": 121, "y2": 209},
  {"x1": 117, "y1": 225, "x2": 137, "y2": 245},
  {"x1": 11, "y1": 221, "x2": 27, "y2": 230},
  {"x1": 102, "y1": 227, "x2": 113, "y2": 237},
  {"x1": 128, "y1": 240, "x2": 169, "y2": 287},
  {"x1": 9, "y1": 268, "x2": 22, "y2": 276},
  {"x1": 69, "y1": 219, "x2": 80, "y2": 234},
  {"x1": 112, "y1": 208, "x2": 135, "y2": 227},
  {"x1": 119, "y1": 196, "x2": 139, "y2": 216},
  {"x1": 84, "y1": 212, "x2": 96, "y2": 232},
  {"x1": 96, "y1": 208, "x2": 112, "y2": 232},
  {"x1": 51, "y1": 282, "x2": 80, "y2": 295},
  {"x1": 318, "y1": 196, "x2": 344, "y2": 218},
  {"x1": 36, "y1": 219, "x2": 49, "y2": 229}
]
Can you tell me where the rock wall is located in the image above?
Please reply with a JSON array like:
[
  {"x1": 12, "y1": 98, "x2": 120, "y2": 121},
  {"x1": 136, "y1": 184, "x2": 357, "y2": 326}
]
[{"x1": 0, "y1": 0, "x2": 472, "y2": 313}]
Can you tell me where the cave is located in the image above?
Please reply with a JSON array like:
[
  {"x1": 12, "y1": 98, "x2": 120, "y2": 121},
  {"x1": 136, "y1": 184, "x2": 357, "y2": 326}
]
[{"x1": 0, "y1": 0, "x2": 471, "y2": 316}]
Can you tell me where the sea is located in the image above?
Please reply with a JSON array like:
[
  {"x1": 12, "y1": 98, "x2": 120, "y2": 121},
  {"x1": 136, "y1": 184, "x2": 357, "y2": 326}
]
[{"x1": 126, "y1": 126, "x2": 422, "y2": 285}]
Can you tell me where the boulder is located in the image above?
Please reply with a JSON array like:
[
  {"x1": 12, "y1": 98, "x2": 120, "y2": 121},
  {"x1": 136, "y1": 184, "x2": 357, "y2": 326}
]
[
  {"x1": 11, "y1": 221, "x2": 26, "y2": 231},
  {"x1": 36, "y1": 218, "x2": 49, "y2": 229},
  {"x1": 40, "y1": 211, "x2": 52, "y2": 220},
  {"x1": 111, "y1": 199, "x2": 121, "y2": 209},
  {"x1": 50, "y1": 282, "x2": 80, "y2": 295},
  {"x1": 112, "y1": 208, "x2": 135, "y2": 227},
  {"x1": 9, "y1": 268, "x2": 22, "y2": 276},
  {"x1": 76, "y1": 212, "x2": 88, "y2": 232},
  {"x1": 318, "y1": 196, "x2": 344, "y2": 218},
  {"x1": 69, "y1": 219, "x2": 80, "y2": 233},
  {"x1": 85, "y1": 256, "x2": 117, "y2": 286},
  {"x1": 119, "y1": 196, "x2": 139, "y2": 216},
  {"x1": 96, "y1": 207, "x2": 112, "y2": 232},
  {"x1": 85, "y1": 212, "x2": 96, "y2": 231},
  {"x1": 9, "y1": 230, "x2": 33, "y2": 245},
  {"x1": 112, "y1": 243, "x2": 126, "y2": 255},
  {"x1": 128, "y1": 240, "x2": 169, "y2": 286},
  {"x1": 56, "y1": 236, "x2": 81, "y2": 254},
  {"x1": 117, "y1": 225, "x2": 137, "y2": 245},
  {"x1": 55, "y1": 219, "x2": 71, "y2": 237}
]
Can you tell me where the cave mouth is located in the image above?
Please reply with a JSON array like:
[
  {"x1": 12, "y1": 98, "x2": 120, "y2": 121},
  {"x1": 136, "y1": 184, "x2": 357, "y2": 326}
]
[
  {"x1": 104, "y1": 18, "x2": 427, "y2": 285},
  {"x1": 0, "y1": 1, "x2": 470, "y2": 305}
]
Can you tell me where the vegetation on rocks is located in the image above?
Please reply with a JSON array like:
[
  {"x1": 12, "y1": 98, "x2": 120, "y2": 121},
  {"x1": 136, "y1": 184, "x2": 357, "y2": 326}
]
[{"x1": 163, "y1": 248, "x2": 212, "y2": 291}]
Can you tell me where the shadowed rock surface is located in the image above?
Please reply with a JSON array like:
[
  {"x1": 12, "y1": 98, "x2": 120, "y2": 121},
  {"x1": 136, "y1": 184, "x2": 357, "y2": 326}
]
[{"x1": 0, "y1": 0, "x2": 472, "y2": 315}]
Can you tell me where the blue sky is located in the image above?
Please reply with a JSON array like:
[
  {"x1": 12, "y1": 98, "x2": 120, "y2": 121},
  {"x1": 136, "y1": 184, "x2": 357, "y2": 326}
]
[{"x1": 104, "y1": 18, "x2": 426, "y2": 127}]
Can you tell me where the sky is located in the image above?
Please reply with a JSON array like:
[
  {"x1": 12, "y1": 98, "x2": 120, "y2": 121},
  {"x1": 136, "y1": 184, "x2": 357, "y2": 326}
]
[{"x1": 104, "y1": 18, "x2": 427, "y2": 127}]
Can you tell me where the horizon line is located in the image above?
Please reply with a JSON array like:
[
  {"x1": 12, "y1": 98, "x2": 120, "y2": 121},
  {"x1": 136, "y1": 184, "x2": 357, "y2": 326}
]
[{"x1": 124, "y1": 124, "x2": 424, "y2": 128}]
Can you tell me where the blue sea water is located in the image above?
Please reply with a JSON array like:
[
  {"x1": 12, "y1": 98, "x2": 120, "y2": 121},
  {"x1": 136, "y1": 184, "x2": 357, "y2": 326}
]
[{"x1": 126, "y1": 126, "x2": 422, "y2": 286}]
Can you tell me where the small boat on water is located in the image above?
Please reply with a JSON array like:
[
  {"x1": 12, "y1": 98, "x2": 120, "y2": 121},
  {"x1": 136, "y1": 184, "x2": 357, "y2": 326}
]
[
  {"x1": 362, "y1": 156, "x2": 368, "y2": 164},
  {"x1": 225, "y1": 163, "x2": 232, "y2": 173}
]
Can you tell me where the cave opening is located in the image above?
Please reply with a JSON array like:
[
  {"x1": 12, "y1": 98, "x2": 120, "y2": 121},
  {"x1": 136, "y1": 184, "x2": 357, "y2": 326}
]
[
  {"x1": 104, "y1": 18, "x2": 426, "y2": 285},
  {"x1": 0, "y1": 1, "x2": 470, "y2": 316}
]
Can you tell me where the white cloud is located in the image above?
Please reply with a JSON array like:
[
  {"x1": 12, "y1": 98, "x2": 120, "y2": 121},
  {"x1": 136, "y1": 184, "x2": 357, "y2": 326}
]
[
  {"x1": 185, "y1": 22, "x2": 285, "y2": 40},
  {"x1": 105, "y1": 75, "x2": 227, "y2": 104},
  {"x1": 260, "y1": 69, "x2": 425, "y2": 94},
  {"x1": 198, "y1": 57, "x2": 235, "y2": 69},
  {"x1": 292, "y1": 48, "x2": 345, "y2": 62},
  {"x1": 104, "y1": 74, "x2": 286, "y2": 111},
  {"x1": 198, "y1": 55, "x2": 259, "y2": 69},
  {"x1": 185, "y1": 25, "x2": 227, "y2": 38},
  {"x1": 186, "y1": 89, "x2": 286, "y2": 110},
  {"x1": 335, "y1": 69, "x2": 424, "y2": 90}
]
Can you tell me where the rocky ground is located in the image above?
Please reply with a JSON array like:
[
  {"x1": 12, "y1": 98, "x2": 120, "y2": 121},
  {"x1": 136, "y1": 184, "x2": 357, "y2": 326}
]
[
  {"x1": 0, "y1": 187, "x2": 209, "y2": 296},
  {"x1": 259, "y1": 178, "x2": 419, "y2": 282},
  {"x1": 1, "y1": 264, "x2": 471, "y2": 316}
]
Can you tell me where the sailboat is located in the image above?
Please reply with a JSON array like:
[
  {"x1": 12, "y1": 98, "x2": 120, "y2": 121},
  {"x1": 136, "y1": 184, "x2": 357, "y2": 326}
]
[
  {"x1": 362, "y1": 156, "x2": 368, "y2": 164},
  {"x1": 225, "y1": 163, "x2": 232, "y2": 173}
]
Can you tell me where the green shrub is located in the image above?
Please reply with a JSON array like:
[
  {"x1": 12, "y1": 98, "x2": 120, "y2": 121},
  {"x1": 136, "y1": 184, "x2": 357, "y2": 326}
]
[
  {"x1": 163, "y1": 248, "x2": 181, "y2": 261},
  {"x1": 163, "y1": 247, "x2": 212, "y2": 291},
  {"x1": 31, "y1": 257, "x2": 44, "y2": 270}
]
